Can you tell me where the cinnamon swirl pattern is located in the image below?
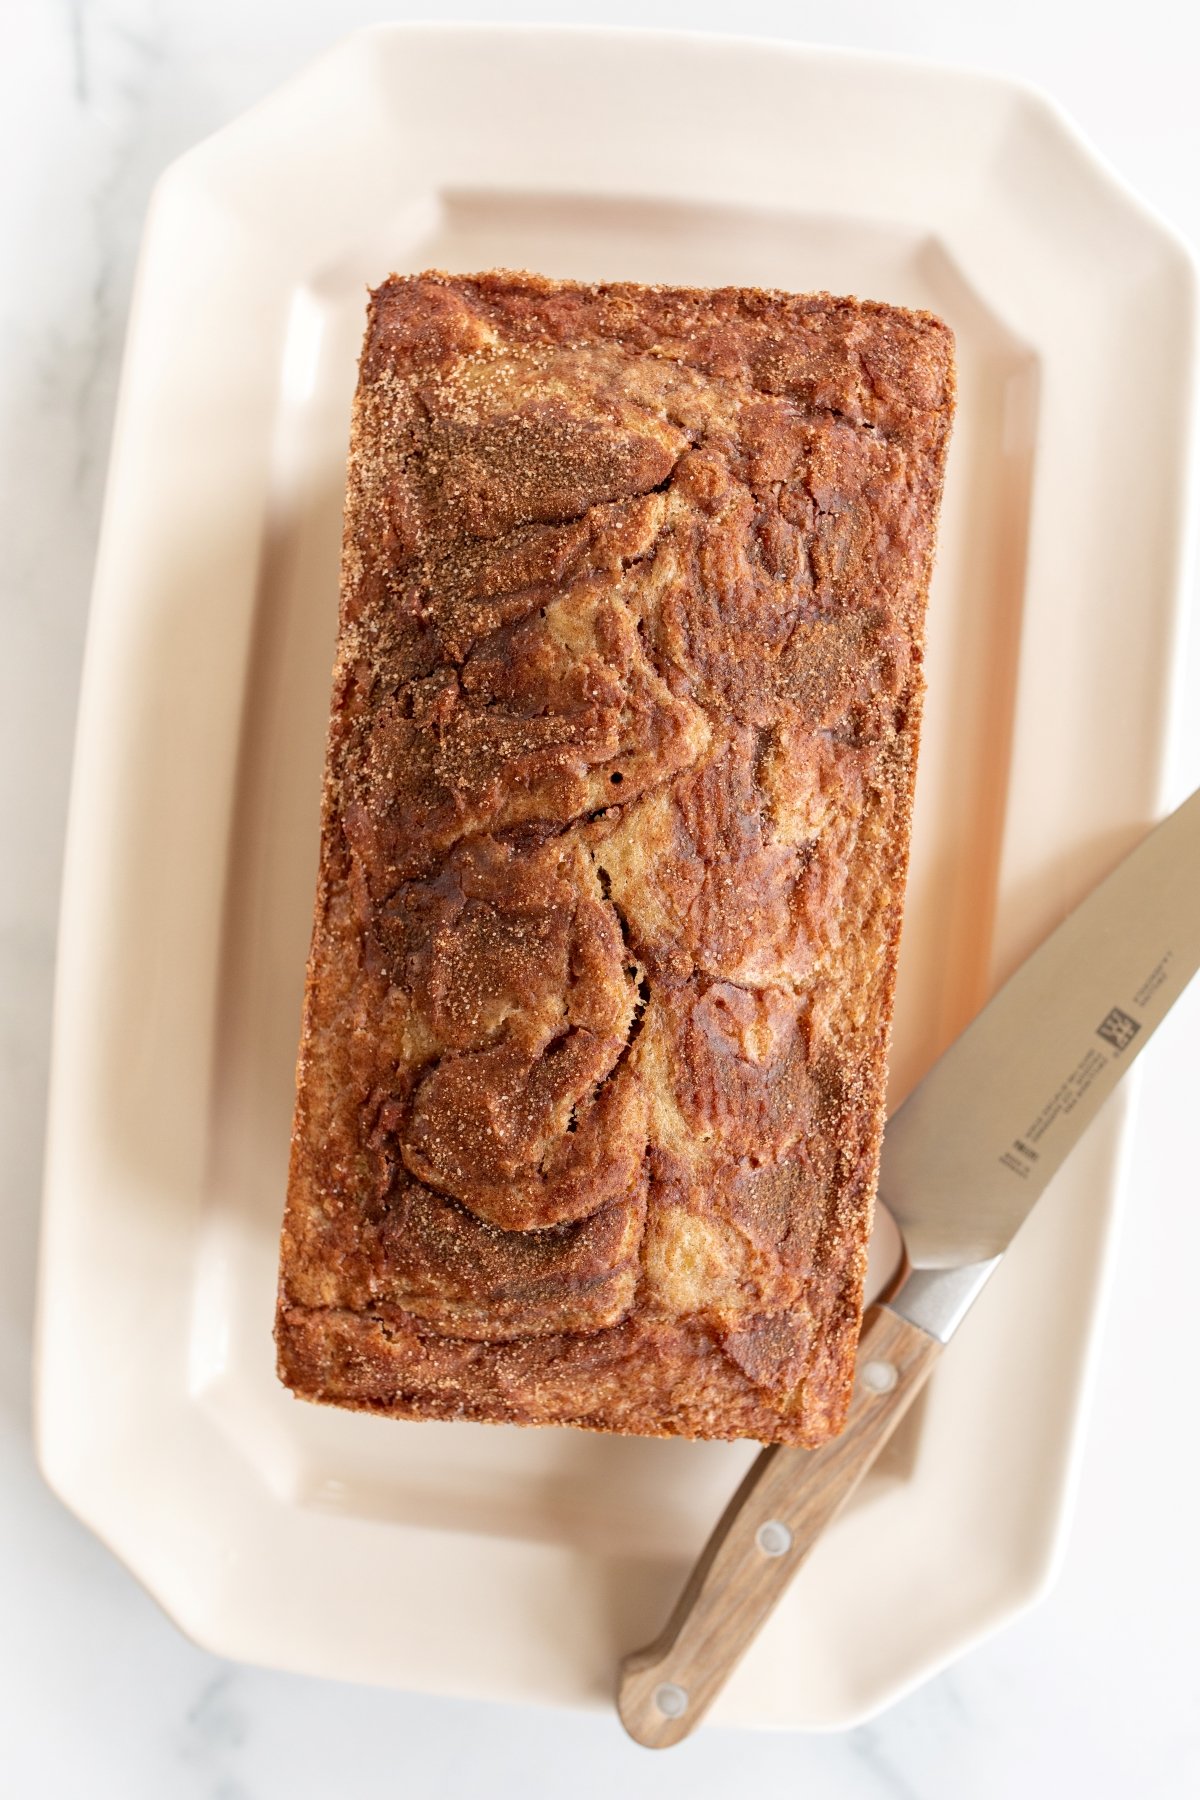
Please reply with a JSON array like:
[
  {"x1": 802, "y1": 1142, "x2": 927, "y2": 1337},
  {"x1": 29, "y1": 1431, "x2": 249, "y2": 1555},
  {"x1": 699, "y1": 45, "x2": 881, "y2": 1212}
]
[{"x1": 276, "y1": 273, "x2": 954, "y2": 1446}]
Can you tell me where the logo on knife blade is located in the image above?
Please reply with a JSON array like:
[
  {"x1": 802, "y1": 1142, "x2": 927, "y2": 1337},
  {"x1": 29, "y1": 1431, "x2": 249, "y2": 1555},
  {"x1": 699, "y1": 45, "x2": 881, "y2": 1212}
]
[{"x1": 1096, "y1": 1007, "x2": 1141, "y2": 1053}]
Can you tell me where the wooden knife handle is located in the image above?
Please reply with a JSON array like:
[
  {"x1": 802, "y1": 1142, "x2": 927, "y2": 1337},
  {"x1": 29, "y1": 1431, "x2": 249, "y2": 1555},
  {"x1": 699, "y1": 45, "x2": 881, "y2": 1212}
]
[{"x1": 616, "y1": 1304, "x2": 941, "y2": 1747}]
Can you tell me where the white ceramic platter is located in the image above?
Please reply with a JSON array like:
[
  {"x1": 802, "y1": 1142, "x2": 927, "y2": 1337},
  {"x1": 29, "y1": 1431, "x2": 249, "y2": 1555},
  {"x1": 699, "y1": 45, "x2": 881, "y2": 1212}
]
[{"x1": 37, "y1": 26, "x2": 1197, "y2": 1730}]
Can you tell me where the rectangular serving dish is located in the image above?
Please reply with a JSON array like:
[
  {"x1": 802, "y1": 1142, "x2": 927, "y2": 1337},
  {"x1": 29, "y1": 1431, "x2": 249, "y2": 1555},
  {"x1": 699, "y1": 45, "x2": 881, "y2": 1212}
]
[{"x1": 37, "y1": 25, "x2": 1196, "y2": 1729}]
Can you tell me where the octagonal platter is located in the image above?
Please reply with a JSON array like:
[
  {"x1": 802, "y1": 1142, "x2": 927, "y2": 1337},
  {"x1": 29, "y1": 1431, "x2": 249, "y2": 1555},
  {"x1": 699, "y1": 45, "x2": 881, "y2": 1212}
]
[{"x1": 37, "y1": 26, "x2": 1197, "y2": 1729}]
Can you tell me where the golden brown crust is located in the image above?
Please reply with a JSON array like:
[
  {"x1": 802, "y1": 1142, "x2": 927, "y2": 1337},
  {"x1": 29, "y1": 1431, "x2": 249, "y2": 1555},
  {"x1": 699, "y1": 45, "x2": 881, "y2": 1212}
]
[{"x1": 275, "y1": 270, "x2": 955, "y2": 1447}]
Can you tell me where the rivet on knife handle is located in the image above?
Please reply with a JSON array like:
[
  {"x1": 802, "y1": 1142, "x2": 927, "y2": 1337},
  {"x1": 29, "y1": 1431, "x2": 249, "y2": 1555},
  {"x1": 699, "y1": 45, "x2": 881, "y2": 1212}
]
[{"x1": 616, "y1": 1302, "x2": 941, "y2": 1748}]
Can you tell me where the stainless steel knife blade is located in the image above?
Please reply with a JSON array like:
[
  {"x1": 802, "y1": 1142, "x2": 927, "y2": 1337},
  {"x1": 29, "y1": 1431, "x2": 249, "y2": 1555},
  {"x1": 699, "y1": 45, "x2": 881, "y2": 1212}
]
[{"x1": 882, "y1": 785, "x2": 1200, "y2": 1339}]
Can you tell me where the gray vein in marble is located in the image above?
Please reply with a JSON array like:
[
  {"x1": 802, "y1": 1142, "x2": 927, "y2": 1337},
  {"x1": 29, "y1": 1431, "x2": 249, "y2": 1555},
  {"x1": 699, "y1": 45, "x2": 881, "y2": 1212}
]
[
  {"x1": 179, "y1": 1670, "x2": 257, "y2": 1798},
  {"x1": 847, "y1": 1723, "x2": 928, "y2": 1800},
  {"x1": 184, "y1": 1671, "x2": 250, "y2": 1753},
  {"x1": 54, "y1": 4, "x2": 169, "y2": 499},
  {"x1": 64, "y1": 0, "x2": 89, "y2": 106}
]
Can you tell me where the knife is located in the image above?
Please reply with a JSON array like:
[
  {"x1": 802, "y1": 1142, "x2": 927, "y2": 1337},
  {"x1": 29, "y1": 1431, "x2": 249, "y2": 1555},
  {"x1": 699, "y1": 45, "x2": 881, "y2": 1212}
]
[{"x1": 617, "y1": 784, "x2": 1200, "y2": 1748}]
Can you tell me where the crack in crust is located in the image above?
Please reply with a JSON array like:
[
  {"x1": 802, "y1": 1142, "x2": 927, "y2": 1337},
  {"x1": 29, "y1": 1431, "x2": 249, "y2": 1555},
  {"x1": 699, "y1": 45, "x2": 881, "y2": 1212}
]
[{"x1": 277, "y1": 271, "x2": 955, "y2": 1447}]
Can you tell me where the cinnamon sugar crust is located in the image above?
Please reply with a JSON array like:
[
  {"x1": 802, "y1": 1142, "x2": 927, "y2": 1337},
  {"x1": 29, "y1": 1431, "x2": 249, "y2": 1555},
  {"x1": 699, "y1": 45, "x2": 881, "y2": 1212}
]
[{"x1": 275, "y1": 271, "x2": 955, "y2": 1447}]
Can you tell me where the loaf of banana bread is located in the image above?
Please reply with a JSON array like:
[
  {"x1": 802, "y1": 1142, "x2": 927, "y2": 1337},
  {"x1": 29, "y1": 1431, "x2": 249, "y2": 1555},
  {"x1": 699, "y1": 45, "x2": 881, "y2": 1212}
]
[{"x1": 275, "y1": 270, "x2": 954, "y2": 1446}]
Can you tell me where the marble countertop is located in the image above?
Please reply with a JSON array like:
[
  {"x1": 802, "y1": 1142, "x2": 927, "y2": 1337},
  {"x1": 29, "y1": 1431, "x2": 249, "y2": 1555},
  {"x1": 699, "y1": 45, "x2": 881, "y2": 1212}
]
[{"x1": 3, "y1": 3, "x2": 1198, "y2": 1795}]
